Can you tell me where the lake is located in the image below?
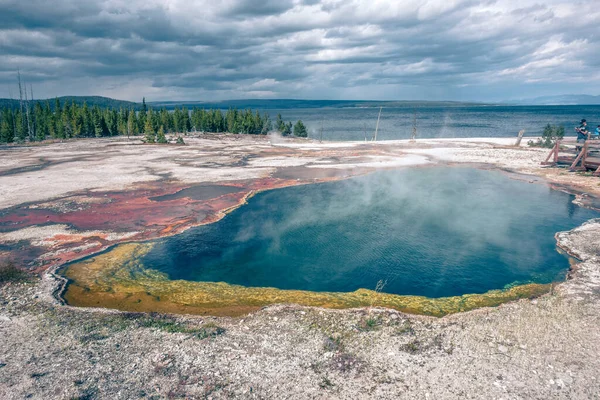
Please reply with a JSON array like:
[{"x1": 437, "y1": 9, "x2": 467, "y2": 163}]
[{"x1": 253, "y1": 104, "x2": 600, "y2": 141}]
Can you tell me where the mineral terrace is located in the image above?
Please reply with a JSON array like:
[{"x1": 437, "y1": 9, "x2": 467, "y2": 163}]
[{"x1": 1, "y1": 134, "x2": 599, "y2": 399}]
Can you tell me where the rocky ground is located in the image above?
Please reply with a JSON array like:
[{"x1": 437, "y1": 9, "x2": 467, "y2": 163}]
[{"x1": 1, "y1": 134, "x2": 600, "y2": 399}]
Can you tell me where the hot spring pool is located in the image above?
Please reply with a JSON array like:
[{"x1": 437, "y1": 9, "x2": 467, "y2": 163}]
[{"x1": 62, "y1": 167, "x2": 599, "y2": 316}]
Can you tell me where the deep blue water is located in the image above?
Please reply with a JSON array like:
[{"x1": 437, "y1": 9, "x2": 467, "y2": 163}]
[
  {"x1": 261, "y1": 105, "x2": 600, "y2": 141},
  {"x1": 143, "y1": 168, "x2": 598, "y2": 298}
]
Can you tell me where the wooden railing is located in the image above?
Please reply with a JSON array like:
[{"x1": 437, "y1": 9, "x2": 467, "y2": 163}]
[{"x1": 542, "y1": 139, "x2": 600, "y2": 175}]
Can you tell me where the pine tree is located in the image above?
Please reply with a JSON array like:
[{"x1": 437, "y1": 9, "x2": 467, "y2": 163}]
[
  {"x1": 138, "y1": 98, "x2": 147, "y2": 134},
  {"x1": 149, "y1": 109, "x2": 159, "y2": 133},
  {"x1": 62, "y1": 102, "x2": 73, "y2": 138},
  {"x1": 156, "y1": 125, "x2": 167, "y2": 144},
  {"x1": 33, "y1": 103, "x2": 46, "y2": 141},
  {"x1": 127, "y1": 110, "x2": 135, "y2": 138},
  {"x1": 242, "y1": 109, "x2": 254, "y2": 134},
  {"x1": 117, "y1": 108, "x2": 127, "y2": 135},
  {"x1": 293, "y1": 120, "x2": 308, "y2": 137},
  {"x1": 251, "y1": 111, "x2": 261, "y2": 135},
  {"x1": 72, "y1": 111, "x2": 83, "y2": 137},
  {"x1": 144, "y1": 118, "x2": 155, "y2": 143},
  {"x1": 43, "y1": 101, "x2": 52, "y2": 138},
  {"x1": 226, "y1": 108, "x2": 237, "y2": 133},
  {"x1": 282, "y1": 121, "x2": 292, "y2": 136},
  {"x1": 190, "y1": 108, "x2": 199, "y2": 132},
  {"x1": 173, "y1": 108, "x2": 181, "y2": 133},
  {"x1": 215, "y1": 109, "x2": 225, "y2": 132},
  {"x1": 15, "y1": 111, "x2": 26, "y2": 141},
  {"x1": 0, "y1": 110, "x2": 14, "y2": 143},
  {"x1": 160, "y1": 108, "x2": 171, "y2": 132},
  {"x1": 105, "y1": 109, "x2": 118, "y2": 136},
  {"x1": 81, "y1": 103, "x2": 91, "y2": 137},
  {"x1": 261, "y1": 112, "x2": 271, "y2": 135},
  {"x1": 276, "y1": 114, "x2": 285, "y2": 133},
  {"x1": 92, "y1": 107, "x2": 104, "y2": 137},
  {"x1": 93, "y1": 117, "x2": 103, "y2": 137},
  {"x1": 182, "y1": 107, "x2": 191, "y2": 132}
]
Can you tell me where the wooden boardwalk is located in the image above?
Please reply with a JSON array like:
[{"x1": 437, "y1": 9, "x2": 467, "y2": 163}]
[{"x1": 542, "y1": 138, "x2": 600, "y2": 175}]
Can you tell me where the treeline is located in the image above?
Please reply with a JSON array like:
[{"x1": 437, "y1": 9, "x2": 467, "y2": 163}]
[
  {"x1": 0, "y1": 96, "x2": 139, "y2": 111},
  {"x1": 0, "y1": 98, "x2": 308, "y2": 144}
]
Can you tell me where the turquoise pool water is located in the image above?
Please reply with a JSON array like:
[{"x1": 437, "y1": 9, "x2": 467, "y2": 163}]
[{"x1": 142, "y1": 167, "x2": 598, "y2": 298}]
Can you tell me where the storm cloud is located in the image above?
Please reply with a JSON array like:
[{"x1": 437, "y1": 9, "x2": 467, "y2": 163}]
[{"x1": 0, "y1": 0, "x2": 599, "y2": 101}]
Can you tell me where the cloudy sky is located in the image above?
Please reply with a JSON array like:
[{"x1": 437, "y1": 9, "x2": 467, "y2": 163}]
[{"x1": 1, "y1": 0, "x2": 599, "y2": 102}]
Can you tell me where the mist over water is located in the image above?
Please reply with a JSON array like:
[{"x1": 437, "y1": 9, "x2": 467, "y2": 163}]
[
  {"x1": 143, "y1": 168, "x2": 598, "y2": 298},
  {"x1": 263, "y1": 105, "x2": 600, "y2": 140}
]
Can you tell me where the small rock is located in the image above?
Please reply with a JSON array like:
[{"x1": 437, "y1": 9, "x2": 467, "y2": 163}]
[
  {"x1": 561, "y1": 374, "x2": 574, "y2": 385},
  {"x1": 390, "y1": 314, "x2": 398, "y2": 320},
  {"x1": 498, "y1": 345, "x2": 508, "y2": 353},
  {"x1": 0, "y1": 315, "x2": 10, "y2": 322}
]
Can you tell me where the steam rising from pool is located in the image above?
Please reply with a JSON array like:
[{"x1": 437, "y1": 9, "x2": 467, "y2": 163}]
[{"x1": 141, "y1": 167, "x2": 597, "y2": 298}]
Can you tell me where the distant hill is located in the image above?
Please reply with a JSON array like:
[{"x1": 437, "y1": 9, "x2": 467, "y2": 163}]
[
  {"x1": 0, "y1": 96, "x2": 491, "y2": 111},
  {"x1": 148, "y1": 99, "x2": 489, "y2": 110},
  {"x1": 7, "y1": 95, "x2": 600, "y2": 110},
  {"x1": 0, "y1": 96, "x2": 140, "y2": 110},
  {"x1": 514, "y1": 95, "x2": 600, "y2": 105}
]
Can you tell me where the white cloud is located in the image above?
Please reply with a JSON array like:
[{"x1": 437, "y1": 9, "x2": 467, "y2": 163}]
[{"x1": 0, "y1": 0, "x2": 599, "y2": 101}]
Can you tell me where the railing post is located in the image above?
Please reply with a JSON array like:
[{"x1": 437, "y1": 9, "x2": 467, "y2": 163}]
[
  {"x1": 570, "y1": 142, "x2": 587, "y2": 171},
  {"x1": 543, "y1": 140, "x2": 560, "y2": 165}
]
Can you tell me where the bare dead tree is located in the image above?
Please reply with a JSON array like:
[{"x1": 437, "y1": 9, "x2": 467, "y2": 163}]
[
  {"x1": 17, "y1": 70, "x2": 24, "y2": 139},
  {"x1": 372, "y1": 106, "x2": 382, "y2": 141},
  {"x1": 8, "y1": 89, "x2": 17, "y2": 139},
  {"x1": 17, "y1": 70, "x2": 33, "y2": 141},
  {"x1": 24, "y1": 79, "x2": 32, "y2": 141},
  {"x1": 30, "y1": 84, "x2": 36, "y2": 140}
]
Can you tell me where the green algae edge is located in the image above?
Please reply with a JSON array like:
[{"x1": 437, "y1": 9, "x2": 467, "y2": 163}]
[{"x1": 60, "y1": 242, "x2": 553, "y2": 317}]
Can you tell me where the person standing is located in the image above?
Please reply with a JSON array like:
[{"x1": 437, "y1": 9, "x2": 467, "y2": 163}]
[{"x1": 576, "y1": 119, "x2": 590, "y2": 149}]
